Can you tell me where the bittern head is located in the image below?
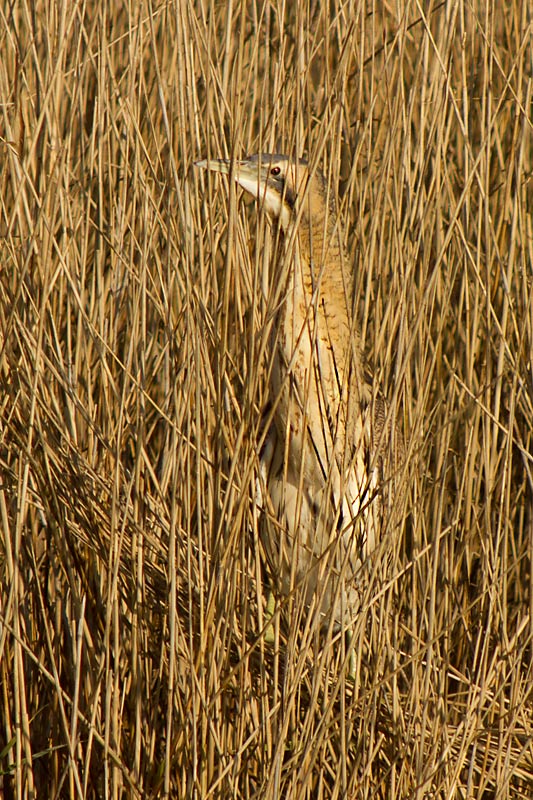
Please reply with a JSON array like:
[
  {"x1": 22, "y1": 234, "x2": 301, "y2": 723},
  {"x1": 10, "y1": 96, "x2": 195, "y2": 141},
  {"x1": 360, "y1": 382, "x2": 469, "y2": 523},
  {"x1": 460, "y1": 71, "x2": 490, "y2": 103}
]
[{"x1": 195, "y1": 154, "x2": 327, "y2": 232}]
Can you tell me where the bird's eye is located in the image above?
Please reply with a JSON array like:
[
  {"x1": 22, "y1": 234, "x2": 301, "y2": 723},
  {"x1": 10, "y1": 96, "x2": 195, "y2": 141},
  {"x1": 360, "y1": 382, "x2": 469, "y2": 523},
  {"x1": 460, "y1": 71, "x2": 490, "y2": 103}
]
[{"x1": 270, "y1": 166, "x2": 281, "y2": 176}]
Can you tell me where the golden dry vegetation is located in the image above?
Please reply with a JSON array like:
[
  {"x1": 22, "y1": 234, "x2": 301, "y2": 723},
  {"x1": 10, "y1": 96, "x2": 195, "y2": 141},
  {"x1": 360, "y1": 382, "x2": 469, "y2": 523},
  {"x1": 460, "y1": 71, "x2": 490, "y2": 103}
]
[{"x1": 1, "y1": 1, "x2": 532, "y2": 797}]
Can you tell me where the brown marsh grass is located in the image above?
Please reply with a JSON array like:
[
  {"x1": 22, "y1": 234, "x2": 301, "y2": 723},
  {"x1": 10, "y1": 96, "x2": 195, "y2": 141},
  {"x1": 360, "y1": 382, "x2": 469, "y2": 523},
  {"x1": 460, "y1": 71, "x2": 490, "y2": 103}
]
[{"x1": 0, "y1": 1, "x2": 532, "y2": 797}]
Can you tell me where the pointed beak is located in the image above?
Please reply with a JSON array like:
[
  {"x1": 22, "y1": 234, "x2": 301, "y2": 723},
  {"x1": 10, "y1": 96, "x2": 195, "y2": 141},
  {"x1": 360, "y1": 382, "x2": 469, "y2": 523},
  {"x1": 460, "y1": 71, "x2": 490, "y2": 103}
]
[
  {"x1": 194, "y1": 158, "x2": 232, "y2": 175},
  {"x1": 195, "y1": 156, "x2": 284, "y2": 220},
  {"x1": 195, "y1": 157, "x2": 267, "y2": 201}
]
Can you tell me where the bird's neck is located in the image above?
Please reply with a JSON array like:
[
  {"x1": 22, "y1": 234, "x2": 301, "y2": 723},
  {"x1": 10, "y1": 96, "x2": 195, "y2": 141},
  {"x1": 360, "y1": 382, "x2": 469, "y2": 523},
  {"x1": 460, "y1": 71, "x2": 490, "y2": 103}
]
[
  {"x1": 299, "y1": 215, "x2": 352, "y2": 306},
  {"x1": 274, "y1": 212, "x2": 368, "y2": 399},
  {"x1": 284, "y1": 212, "x2": 353, "y2": 341}
]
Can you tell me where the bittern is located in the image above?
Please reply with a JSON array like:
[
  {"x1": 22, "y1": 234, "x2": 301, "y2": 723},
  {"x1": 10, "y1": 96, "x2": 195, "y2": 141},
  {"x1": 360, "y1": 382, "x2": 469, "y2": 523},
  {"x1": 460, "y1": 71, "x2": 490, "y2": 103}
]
[{"x1": 196, "y1": 154, "x2": 400, "y2": 660}]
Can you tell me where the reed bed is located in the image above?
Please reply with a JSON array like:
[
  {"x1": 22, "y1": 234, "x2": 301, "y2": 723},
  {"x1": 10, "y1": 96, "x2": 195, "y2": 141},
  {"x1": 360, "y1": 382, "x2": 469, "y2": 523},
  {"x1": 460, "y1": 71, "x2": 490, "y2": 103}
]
[{"x1": 1, "y1": 0, "x2": 532, "y2": 797}]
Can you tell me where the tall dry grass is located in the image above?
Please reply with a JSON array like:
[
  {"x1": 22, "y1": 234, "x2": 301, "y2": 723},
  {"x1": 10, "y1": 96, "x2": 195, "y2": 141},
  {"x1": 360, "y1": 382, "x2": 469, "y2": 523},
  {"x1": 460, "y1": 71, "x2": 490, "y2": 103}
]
[{"x1": 0, "y1": 0, "x2": 532, "y2": 797}]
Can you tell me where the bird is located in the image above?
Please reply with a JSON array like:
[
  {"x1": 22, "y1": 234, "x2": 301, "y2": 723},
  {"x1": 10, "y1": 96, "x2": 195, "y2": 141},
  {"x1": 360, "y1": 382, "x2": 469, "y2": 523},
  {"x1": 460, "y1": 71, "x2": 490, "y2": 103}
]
[{"x1": 195, "y1": 153, "x2": 402, "y2": 665}]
